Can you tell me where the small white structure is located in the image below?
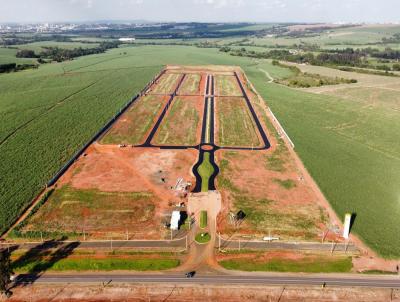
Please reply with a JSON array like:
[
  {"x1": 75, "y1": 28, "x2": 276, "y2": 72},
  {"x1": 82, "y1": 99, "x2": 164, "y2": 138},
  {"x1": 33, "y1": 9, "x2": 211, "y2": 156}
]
[
  {"x1": 343, "y1": 213, "x2": 352, "y2": 239},
  {"x1": 263, "y1": 236, "x2": 280, "y2": 242},
  {"x1": 170, "y1": 211, "x2": 180, "y2": 230},
  {"x1": 119, "y1": 37, "x2": 136, "y2": 42}
]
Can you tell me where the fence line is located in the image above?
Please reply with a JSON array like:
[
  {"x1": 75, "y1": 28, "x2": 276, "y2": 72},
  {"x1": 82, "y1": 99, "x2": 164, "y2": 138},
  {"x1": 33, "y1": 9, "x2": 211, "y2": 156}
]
[
  {"x1": 267, "y1": 107, "x2": 295, "y2": 149},
  {"x1": 47, "y1": 68, "x2": 166, "y2": 187}
]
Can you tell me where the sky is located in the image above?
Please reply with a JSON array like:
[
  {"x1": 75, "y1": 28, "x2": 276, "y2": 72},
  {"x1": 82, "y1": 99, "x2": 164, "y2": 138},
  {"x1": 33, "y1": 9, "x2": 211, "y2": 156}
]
[{"x1": 0, "y1": 0, "x2": 399, "y2": 23}]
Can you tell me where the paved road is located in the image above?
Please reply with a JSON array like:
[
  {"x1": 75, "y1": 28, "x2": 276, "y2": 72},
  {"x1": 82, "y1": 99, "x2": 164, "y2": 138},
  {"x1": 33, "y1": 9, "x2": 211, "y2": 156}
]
[
  {"x1": 218, "y1": 238, "x2": 358, "y2": 252},
  {"x1": 1, "y1": 238, "x2": 186, "y2": 250},
  {"x1": 15, "y1": 273, "x2": 400, "y2": 288}
]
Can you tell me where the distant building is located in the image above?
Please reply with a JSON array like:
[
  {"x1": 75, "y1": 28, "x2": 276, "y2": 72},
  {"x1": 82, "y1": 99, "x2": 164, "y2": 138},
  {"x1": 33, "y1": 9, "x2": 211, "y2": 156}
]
[
  {"x1": 170, "y1": 211, "x2": 181, "y2": 230},
  {"x1": 119, "y1": 37, "x2": 136, "y2": 42}
]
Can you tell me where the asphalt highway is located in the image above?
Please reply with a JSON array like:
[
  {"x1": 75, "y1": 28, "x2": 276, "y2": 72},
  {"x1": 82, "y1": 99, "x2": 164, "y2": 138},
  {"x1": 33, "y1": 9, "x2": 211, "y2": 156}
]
[{"x1": 16, "y1": 273, "x2": 400, "y2": 288}]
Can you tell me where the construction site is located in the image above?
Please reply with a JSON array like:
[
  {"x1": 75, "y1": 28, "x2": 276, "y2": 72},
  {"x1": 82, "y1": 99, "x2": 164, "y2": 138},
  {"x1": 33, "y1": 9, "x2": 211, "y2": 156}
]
[{"x1": 6, "y1": 65, "x2": 393, "y2": 275}]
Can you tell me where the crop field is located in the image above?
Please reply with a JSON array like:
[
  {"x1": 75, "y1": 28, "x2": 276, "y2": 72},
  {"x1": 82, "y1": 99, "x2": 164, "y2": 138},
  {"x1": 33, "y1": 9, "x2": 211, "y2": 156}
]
[
  {"x1": 1, "y1": 43, "x2": 399, "y2": 257},
  {"x1": 178, "y1": 73, "x2": 203, "y2": 95},
  {"x1": 0, "y1": 47, "x2": 37, "y2": 64},
  {"x1": 151, "y1": 73, "x2": 182, "y2": 94},
  {"x1": 215, "y1": 97, "x2": 260, "y2": 147},
  {"x1": 215, "y1": 75, "x2": 243, "y2": 96},
  {"x1": 250, "y1": 73, "x2": 400, "y2": 258},
  {"x1": 100, "y1": 95, "x2": 167, "y2": 145},
  {"x1": 153, "y1": 97, "x2": 202, "y2": 146}
]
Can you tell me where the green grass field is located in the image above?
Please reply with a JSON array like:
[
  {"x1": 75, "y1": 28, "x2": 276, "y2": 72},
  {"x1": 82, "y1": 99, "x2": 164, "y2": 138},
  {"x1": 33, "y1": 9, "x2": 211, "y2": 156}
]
[
  {"x1": 198, "y1": 153, "x2": 214, "y2": 192},
  {"x1": 195, "y1": 232, "x2": 211, "y2": 243},
  {"x1": 216, "y1": 97, "x2": 260, "y2": 147},
  {"x1": 0, "y1": 47, "x2": 37, "y2": 64},
  {"x1": 101, "y1": 95, "x2": 165, "y2": 145},
  {"x1": 219, "y1": 254, "x2": 352, "y2": 273},
  {"x1": 12, "y1": 255, "x2": 179, "y2": 272},
  {"x1": 200, "y1": 210, "x2": 208, "y2": 228},
  {"x1": 153, "y1": 97, "x2": 200, "y2": 145},
  {"x1": 1, "y1": 44, "x2": 399, "y2": 257}
]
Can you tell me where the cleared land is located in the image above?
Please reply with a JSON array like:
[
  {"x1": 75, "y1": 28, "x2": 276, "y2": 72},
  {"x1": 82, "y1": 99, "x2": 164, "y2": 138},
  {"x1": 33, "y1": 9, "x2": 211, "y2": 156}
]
[
  {"x1": 1, "y1": 44, "x2": 398, "y2": 257},
  {"x1": 100, "y1": 95, "x2": 166, "y2": 145},
  {"x1": 11, "y1": 145, "x2": 197, "y2": 240},
  {"x1": 19, "y1": 186, "x2": 156, "y2": 235},
  {"x1": 178, "y1": 73, "x2": 202, "y2": 95},
  {"x1": 151, "y1": 73, "x2": 182, "y2": 94},
  {"x1": 153, "y1": 97, "x2": 202, "y2": 146},
  {"x1": 215, "y1": 97, "x2": 260, "y2": 147},
  {"x1": 215, "y1": 75, "x2": 243, "y2": 96}
]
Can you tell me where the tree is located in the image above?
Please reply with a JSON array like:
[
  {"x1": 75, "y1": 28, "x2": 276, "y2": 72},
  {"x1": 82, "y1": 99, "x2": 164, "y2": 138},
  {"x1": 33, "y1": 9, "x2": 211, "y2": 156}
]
[
  {"x1": 392, "y1": 63, "x2": 400, "y2": 71},
  {"x1": 0, "y1": 248, "x2": 13, "y2": 296},
  {"x1": 16, "y1": 49, "x2": 37, "y2": 58}
]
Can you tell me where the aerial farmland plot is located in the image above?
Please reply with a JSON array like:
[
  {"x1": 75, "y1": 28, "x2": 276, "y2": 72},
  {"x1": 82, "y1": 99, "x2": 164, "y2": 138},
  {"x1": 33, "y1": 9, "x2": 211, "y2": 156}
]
[
  {"x1": 100, "y1": 95, "x2": 168, "y2": 145},
  {"x1": 215, "y1": 97, "x2": 261, "y2": 147},
  {"x1": 177, "y1": 73, "x2": 204, "y2": 95},
  {"x1": 150, "y1": 72, "x2": 183, "y2": 94},
  {"x1": 215, "y1": 75, "x2": 243, "y2": 96},
  {"x1": 7, "y1": 65, "x2": 343, "y2": 250},
  {"x1": 152, "y1": 96, "x2": 202, "y2": 146}
]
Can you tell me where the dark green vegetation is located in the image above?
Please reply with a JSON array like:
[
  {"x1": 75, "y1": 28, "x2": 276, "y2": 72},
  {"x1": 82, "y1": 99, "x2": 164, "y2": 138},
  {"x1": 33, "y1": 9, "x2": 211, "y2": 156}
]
[
  {"x1": 101, "y1": 95, "x2": 165, "y2": 145},
  {"x1": 198, "y1": 153, "x2": 214, "y2": 192},
  {"x1": 0, "y1": 54, "x2": 159, "y2": 233},
  {"x1": 273, "y1": 61, "x2": 357, "y2": 88},
  {"x1": 195, "y1": 232, "x2": 211, "y2": 244},
  {"x1": 219, "y1": 254, "x2": 352, "y2": 273},
  {"x1": 1, "y1": 36, "x2": 399, "y2": 257},
  {"x1": 200, "y1": 211, "x2": 208, "y2": 228}
]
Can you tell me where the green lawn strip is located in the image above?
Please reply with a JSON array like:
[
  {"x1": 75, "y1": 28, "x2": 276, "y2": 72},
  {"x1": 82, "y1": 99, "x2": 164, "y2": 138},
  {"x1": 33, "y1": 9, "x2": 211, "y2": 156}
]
[
  {"x1": 198, "y1": 153, "x2": 214, "y2": 192},
  {"x1": 219, "y1": 256, "x2": 352, "y2": 273},
  {"x1": 200, "y1": 210, "x2": 208, "y2": 228},
  {"x1": 12, "y1": 257, "x2": 180, "y2": 272},
  {"x1": 361, "y1": 270, "x2": 398, "y2": 275},
  {"x1": 195, "y1": 232, "x2": 211, "y2": 244}
]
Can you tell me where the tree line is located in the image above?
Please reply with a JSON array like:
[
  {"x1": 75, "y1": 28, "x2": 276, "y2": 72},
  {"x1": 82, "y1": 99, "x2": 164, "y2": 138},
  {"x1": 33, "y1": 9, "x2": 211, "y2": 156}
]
[{"x1": 16, "y1": 41, "x2": 121, "y2": 62}]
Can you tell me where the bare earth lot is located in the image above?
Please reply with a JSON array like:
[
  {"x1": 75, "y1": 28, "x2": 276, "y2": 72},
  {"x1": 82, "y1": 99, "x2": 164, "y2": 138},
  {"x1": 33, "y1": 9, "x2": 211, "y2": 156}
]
[{"x1": 21, "y1": 144, "x2": 197, "y2": 239}]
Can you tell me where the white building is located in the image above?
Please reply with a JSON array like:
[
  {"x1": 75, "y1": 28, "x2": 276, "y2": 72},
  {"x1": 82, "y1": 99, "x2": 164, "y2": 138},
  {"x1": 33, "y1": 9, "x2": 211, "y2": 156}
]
[
  {"x1": 119, "y1": 37, "x2": 136, "y2": 42},
  {"x1": 170, "y1": 211, "x2": 180, "y2": 230}
]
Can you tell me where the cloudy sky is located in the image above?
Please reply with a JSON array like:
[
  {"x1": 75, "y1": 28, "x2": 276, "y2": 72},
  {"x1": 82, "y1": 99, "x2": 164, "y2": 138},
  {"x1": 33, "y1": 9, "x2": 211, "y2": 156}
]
[{"x1": 0, "y1": 0, "x2": 399, "y2": 23}]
